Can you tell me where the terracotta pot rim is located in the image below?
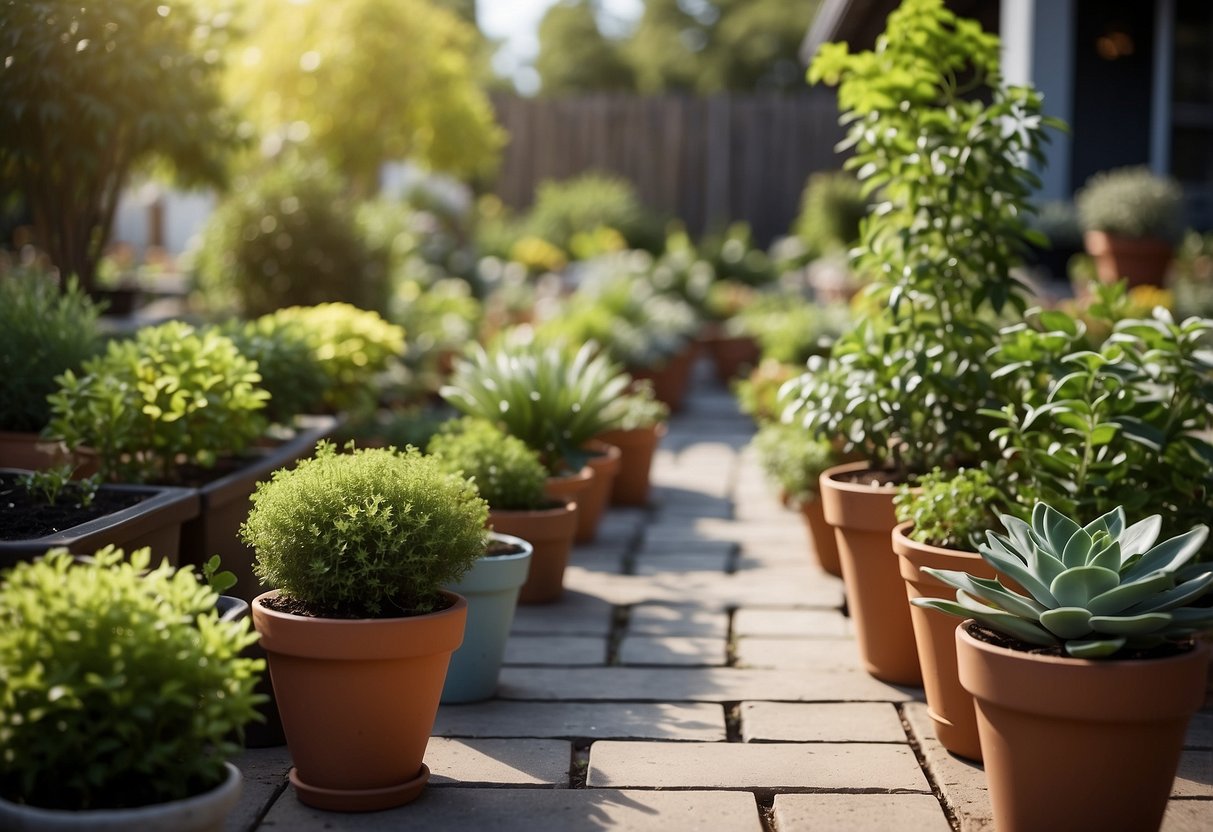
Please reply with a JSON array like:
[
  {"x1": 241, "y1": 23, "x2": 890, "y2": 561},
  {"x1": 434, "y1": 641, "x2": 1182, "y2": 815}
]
[
  {"x1": 583, "y1": 440, "x2": 623, "y2": 462},
  {"x1": 547, "y1": 466, "x2": 593, "y2": 485},
  {"x1": 1083, "y1": 229, "x2": 1175, "y2": 251},
  {"x1": 892, "y1": 521, "x2": 980, "y2": 558},
  {"x1": 597, "y1": 422, "x2": 668, "y2": 440},
  {"x1": 254, "y1": 589, "x2": 466, "y2": 627},
  {"x1": 489, "y1": 501, "x2": 576, "y2": 520},
  {"x1": 821, "y1": 460, "x2": 904, "y2": 494}
]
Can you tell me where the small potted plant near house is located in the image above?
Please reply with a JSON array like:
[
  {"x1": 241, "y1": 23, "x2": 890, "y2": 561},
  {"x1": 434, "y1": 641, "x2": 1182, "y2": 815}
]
[
  {"x1": 915, "y1": 502, "x2": 1213, "y2": 832},
  {"x1": 428, "y1": 420, "x2": 551, "y2": 696},
  {"x1": 242, "y1": 441, "x2": 487, "y2": 811},
  {"x1": 441, "y1": 339, "x2": 630, "y2": 539},
  {"x1": 0, "y1": 545, "x2": 263, "y2": 831},
  {"x1": 0, "y1": 269, "x2": 102, "y2": 471},
  {"x1": 1077, "y1": 166, "x2": 1184, "y2": 287},
  {"x1": 597, "y1": 382, "x2": 670, "y2": 507},
  {"x1": 753, "y1": 421, "x2": 842, "y2": 578},
  {"x1": 891, "y1": 466, "x2": 1009, "y2": 760}
]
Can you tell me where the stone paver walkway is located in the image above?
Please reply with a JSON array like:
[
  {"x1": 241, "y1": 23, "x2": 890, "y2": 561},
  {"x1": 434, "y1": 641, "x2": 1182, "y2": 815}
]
[{"x1": 230, "y1": 362, "x2": 1213, "y2": 831}]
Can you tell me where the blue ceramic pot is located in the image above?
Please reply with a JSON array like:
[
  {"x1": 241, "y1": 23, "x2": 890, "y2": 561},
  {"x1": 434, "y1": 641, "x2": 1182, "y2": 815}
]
[{"x1": 441, "y1": 532, "x2": 533, "y2": 703}]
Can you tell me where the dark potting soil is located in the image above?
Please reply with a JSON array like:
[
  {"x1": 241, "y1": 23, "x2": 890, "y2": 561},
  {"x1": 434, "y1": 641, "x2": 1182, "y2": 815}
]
[
  {"x1": 485, "y1": 540, "x2": 527, "y2": 558},
  {"x1": 833, "y1": 468, "x2": 904, "y2": 488},
  {"x1": 261, "y1": 592, "x2": 456, "y2": 620},
  {"x1": 0, "y1": 474, "x2": 146, "y2": 540},
  {"x1": 967, "y1": 622, "x2": 1193, "y2": 661}
]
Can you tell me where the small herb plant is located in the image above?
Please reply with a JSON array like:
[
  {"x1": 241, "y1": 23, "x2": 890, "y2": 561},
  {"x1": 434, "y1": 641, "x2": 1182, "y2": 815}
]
[
  {"x1": 752, "y1": 422, "x2": 837, "y2": 505},
  {"x1": 1076, "y1": 166, "x2": 1184, "y2": 243},
  {"x1": 46, "y1": 322, "x2": 269, "y2": 484},
  {"x1": 895, "y1": 466, "x2": 1008, "y2": 551},
  {"x1": 428, "y1": 418, "x2": 547, "y2": 511},
  {"x1": 19, "y1": 465, "x2": 100, "y2": 508},
  {"x1": 0, "y1": 271, "x2": 102, "y2": 433},
  {"x1": 915, "y1": 502, "x2": 1213, "y2": 658},
  {"x1": 0, "y1": 546, "x2": 263, "y2": 810},
  {"x1": 601, "y1": 381, "x2": 670, "y2": 432},
  {"x1": 241, "y1": 441, "x2": 488, "y2": 617},
  {"x1": 441, "y1": 340, "x2": 630, "y2": 475}
]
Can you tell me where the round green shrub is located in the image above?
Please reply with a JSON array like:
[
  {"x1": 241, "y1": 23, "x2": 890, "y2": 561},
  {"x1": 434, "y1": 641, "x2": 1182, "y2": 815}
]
[
  {"x1": 794, "y1": 171, "x2": 868, "y2": 257},
  {"x1": 894, "y1": 466, "x2": 1008, "y2": 550},
  {"x1": 428, "y1": 418, "x2": 547, "y2": 511},
  {"x1": 0, "y1": 546, "x2": 263, "y2": 810},
  {"x1": 218, "y1": 315, "x2": 330, "y2": 425},
  {"x1": 752, "y1": 422, "x2": 836, "y2": 504},
  {"x1": 0, "y1": 270, "x2": 102, "y2": 432},
  {"x1": 46, "y1": 321, "x2": 269, "y2": 483},
  {"x1": 190, "y1": 159, "x2": 383, "y2": 316},
  {"x1": 1076, "y1": 166, "x2": 1184, "y2": 243},
  {"x1": 524, "y1": 173, "x2": 665, "y2": 254},
  {"x1": 242, "y1": 441, "x2": 489, "y2": 617}
]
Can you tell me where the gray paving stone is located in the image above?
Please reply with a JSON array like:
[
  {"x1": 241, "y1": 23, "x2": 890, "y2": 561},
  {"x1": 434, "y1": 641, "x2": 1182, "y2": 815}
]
[
  {"x1": 503, "y1": 635, "x2": 607, "y2": 665},
  {"x1": 426, "y1": 738, "x2": 570, "y2": 786},
  {"x1": 1186, "y1": 713, "x2": 1213, "y2": 749},
  {"x1": 259, "y1": 787, "x2": 763, "y2": 831},
  {"x1": 633, "y1": 552, "x2": 731, "y2": 574},
  {"x1": 227, "y1": 747, "x2": 290, "y2": 832},
  {"x1": 733, "y1": 608, "x2": 851, "y2": 638},
  {"x1": 1174, "y1": 751, "x2": 1213, "y2": 798},
  {"x1": 735, "y1": 637, "x2": 863, "y2": 672},
  {"x1": 563, "y1": 567, "x2": 843, "y2": 609},
  {"x1": 587, "y1": 741, "x2": 931, "y2": 791},
  {"x1": 497, "y1": 667, "x2": 915, "y2": 703},
  {"x1": 511, "y1": 591, "x2": 614, "y2": 636},
  {"x1": 774, "y1": 794, "x2": 952, "y2": 832},
  {"x1": 903, "y1": 702, "x2": 993, "y2": 832},
  {"x1": 618, "y1": 635, "x2": 726, "y2": 666},
  {"x1": 741, "y1": 702, "x2": 907, "y2": 743},
  {"x1": 1163, "y1": 800, "x2": 1213, "y2": 832},
  {"x1": 627, "y1": 604, "x2": 729, "y2": 638},
  {"x1": 432, "y1": 701, "x2": 726, "y2": 741},
  {"x1": 636, "y1": 539, "x2": 737, "y2": 558}
]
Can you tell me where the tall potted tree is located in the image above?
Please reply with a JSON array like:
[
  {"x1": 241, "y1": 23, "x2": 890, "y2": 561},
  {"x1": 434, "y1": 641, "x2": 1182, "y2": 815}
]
[
  {"x1": 242, "y1": 442, "x2": 487, "y2": 811},
  {"x1": 785, "y1": 0, "x2": 1058, "y2": 685},
  {"x1": 916, "y1": 503, "x2": 1213, "y2": 832}
]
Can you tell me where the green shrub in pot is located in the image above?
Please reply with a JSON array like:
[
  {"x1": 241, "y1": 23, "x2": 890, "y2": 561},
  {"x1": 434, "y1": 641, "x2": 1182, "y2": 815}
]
[
  {"x1": 894, "y1": 466, "x2": 1009, "y2": 552},
  {"x1": 0, "y1": 545, "x2": 262, "y2": 811},
  {"x1": 46, "y1": 321, "x2": 269, "y2": 484},
  {"x1": 218, "y1": 315, "x2": 330, "y2": 427},
  {"x1": 752, "y1": 422, "x2": 836, "y2": 507},
  {"x1": 601, "y1": 382, "x2": 669, "y2": 432},
  {"x1": 1076, "y1": 167, "x2": 1184, "y2": 244},
  {"x1": 428, "y1": 419, "x2": 548, "y2": 511}
]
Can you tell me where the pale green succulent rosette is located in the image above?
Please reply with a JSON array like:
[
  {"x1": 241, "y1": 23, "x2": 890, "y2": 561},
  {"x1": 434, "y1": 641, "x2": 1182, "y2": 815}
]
[{"x1": 915, "y1": 502, "x2": 1213, "y2": 659}]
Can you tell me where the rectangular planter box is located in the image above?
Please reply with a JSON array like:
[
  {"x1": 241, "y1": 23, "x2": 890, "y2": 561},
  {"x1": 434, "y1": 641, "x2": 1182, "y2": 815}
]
[{"x1": 0, "y1": 468, "x2": 199, "y2": 569}]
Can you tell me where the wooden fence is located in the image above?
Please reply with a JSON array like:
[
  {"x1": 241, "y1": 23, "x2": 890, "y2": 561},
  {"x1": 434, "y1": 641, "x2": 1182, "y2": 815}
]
[{"x1": 491, "y1": 91, "x2": 846, "y2": 245}]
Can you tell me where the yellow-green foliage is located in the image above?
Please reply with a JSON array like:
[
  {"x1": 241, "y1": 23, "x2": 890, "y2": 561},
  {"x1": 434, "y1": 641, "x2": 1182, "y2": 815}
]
[
  {"x1": 0, "y1": 547, "x2": 263, "y2": 810},
  {"x1": 242, "y1": 442, "x2": 488, "y2": 617},
  {"x1": 429, "y1": 419, "x2": 547, "y2": 511}
]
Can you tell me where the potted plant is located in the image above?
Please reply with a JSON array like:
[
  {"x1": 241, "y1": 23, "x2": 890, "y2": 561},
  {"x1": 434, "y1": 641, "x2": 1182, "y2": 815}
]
[
  {"x1": 0, "y1": 465, "x2": 199, "y2": 569},
  {"x1": 0, "y1": 270, "x2": 102, "y2": 471},
  {"x1": 752, "y1": 421, "x2": 842, "y2": 577},
  {"x1": 891, "y1": 466, "x2": 1008, "y2": 760},
  {"x1": 242, "y1": 442, "x2": 487, "y2": 811},
  {"x1": 1077, "y1": 166, "x2": 1184, "y2": 288},
  {"x1": 0, "y1": 545, "x2": 263, "y2": 831},
  {"x1": 787, "y1": 0, "x2": 1057, "y2": 685},
  {"x1": 597, "y1": 382, "x2": 670, "y2": 507},
  {"x1": 701, "y1": 280, "x2": 761, "y2": 384},
  {"x1": 915, "y1": 503, "x2": 1213, "y2": 832},
  {"x1": 441, "y1": 339, "x2": 630, "y2": 535}
]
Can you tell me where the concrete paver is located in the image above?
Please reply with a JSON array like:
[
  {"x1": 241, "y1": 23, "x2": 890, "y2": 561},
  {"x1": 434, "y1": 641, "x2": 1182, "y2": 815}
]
[
  {"x1": 733, "y1": 608, "x2": 851, "y2": 638},
  {"x1": 735, "y1": 637, "x2": 863, "y2": 671},
  {"x1": 626, "y1": 604, "x2": 729, "y2": 638},
  {"x1": 503, "y1": 635, "x2": 607, "y2": 666},
  {"x1": 618, "y1": 635, "x2": 726, "y2": 666},
  {"x1": 774, "y1": 794, "x2": 952, "y2": 832},
  {"x1": 432, "y1": 701, "x2": 727, "y2": 741},
  {"x1": 426, "y1": 738, "x2": 570, "y2": 786},
  {"x1": 740, "y1": 702, "x2": 907, "y2": 743}
]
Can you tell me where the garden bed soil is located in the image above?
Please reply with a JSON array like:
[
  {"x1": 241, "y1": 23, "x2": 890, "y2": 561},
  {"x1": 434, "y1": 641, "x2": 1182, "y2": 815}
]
[{"x1": 0, "y1": 474, "x2": 143, "y2": 539}]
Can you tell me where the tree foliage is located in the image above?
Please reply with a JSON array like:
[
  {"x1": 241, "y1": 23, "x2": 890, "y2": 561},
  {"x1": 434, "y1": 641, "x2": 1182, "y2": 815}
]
[
  {"x1": 232, "y1": 0, "x2": 504, "y2": 189},
  {"x1": 536, "y1": 1, "x2": 634, "y2": 94}
]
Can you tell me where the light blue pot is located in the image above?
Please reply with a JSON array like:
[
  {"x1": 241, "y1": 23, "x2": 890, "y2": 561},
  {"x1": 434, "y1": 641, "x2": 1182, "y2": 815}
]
[{"x1": 441, "y1": 532, "x2": 533, "y2": 704}]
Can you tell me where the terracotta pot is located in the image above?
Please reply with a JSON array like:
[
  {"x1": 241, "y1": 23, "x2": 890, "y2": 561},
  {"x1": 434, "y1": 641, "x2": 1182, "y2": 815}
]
[
  {"x1": 818, "y1": 461, "x2": 921, "y2": 685},
  {"x1": 0, "y1": 468, "x2": 199, "y2": 569},
  {"x1": 575, "y1": 441, "x2": 621, "y2": 543},
  {"x1": 957, "y1": 621, "x2": 1207, "y2": 832},
  {"x1": 1083, "y1": 230, "x2": 1174, "y2": 288},
  {"x1": 0, "y1": 431, "x2": 98, "y2": 476},
  {"x1": 490, "y1": 502, "x2": 578, "y2": 604},
  {"x1": 708, "y1": 334, "x2": 760, "y2": 385},
  {"x1": 597, "y1": 423, "x2": 665, "y2": 507},
  {"x1": 0, "y1": 761, "x2": 242, "y2": 832},
  {"x1": 252, "y1": 590, "x2": 467, "y2": 812},
  {"x1": 893, "y1": 522, "x2": 994, "y2": 761},
  {"x1": 799, "y1": 495, "x2": 842, "y2": 578},
  {"x1": 543, "y1": 465, "x2": 594, "y2": 513},
  {"x1": 629, "y1": 341, "x2": 697, "y2": 413}
]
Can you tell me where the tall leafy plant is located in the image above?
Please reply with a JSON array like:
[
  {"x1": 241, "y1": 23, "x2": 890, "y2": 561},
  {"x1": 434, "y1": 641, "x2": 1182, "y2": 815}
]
[{"x1": 782, "y1": 0, "x2": 1060, "y2": 477}]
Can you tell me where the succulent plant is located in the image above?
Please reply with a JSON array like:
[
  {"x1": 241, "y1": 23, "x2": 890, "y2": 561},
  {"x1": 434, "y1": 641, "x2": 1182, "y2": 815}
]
[{"x1": 915, "y1": 502, "x2": 1213, "y2": 658}]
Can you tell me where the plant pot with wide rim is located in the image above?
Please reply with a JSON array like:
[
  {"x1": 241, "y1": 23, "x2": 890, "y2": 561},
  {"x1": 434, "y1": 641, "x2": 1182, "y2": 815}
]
[
  {"x1": 818, "y1": 461, "x2": 921, "y2": 685},
  {"x1": 0, "y1": 761, "x2": 242, "y2": 832},
  {"x1": 597, "y1": 423, "x2": 666, "y2": 507},
  {"x1": 0, "y1": 468, "x2": 199, "y2": 569},
  {"x1": 628, "y1": 341, "x2": 697, "y2": 413},
  {"x1": 800, "y1": 495, "x2": 842, "y2": 578},
  {"x1": 575, "y1": 441, "x2": 621, "y2": 543},
  {"x1": 707, "y1": 332, "x2": 761, "y2": 385},
  {"x1": 893, "y1": 521, "x2": 993, "y2": 760},
  {"x1": 1083, "y1": 230, "x2": 1174, "y2": 288},
  {"x1": 490, "y1": 501, "x2": 578, "y2": 604},
  {"x1": 543, "y1": 465, "x2": 594, "y2": 515},
  {"x1": 441, "y1": 532, "x2": 533, "y2": 703},
  {"x1": 957, "y1": 621, "x2": 1207, "y2": 832},
  {"x1": 253, "y1": 589, "x2": 467, "y2": 811}
]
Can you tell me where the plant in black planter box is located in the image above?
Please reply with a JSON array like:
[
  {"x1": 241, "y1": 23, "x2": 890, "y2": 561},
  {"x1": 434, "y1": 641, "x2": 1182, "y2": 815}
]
[{"x1": 0, "y1": 546, "x2": 261, "y2": 826}]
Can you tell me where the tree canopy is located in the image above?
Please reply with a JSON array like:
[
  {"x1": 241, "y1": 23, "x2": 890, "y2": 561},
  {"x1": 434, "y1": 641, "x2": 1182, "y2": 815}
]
[{"x1": 535, "y1": 1, "x2": 634, "y2": 94}]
